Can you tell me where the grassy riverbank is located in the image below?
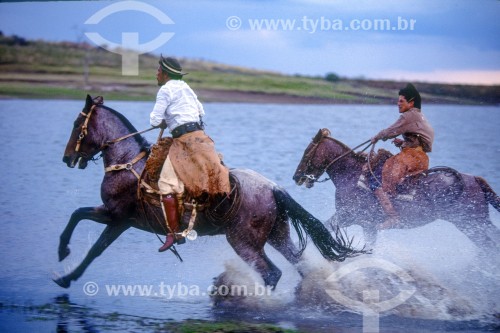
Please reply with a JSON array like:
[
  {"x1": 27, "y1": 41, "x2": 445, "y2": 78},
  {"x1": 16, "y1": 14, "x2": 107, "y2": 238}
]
[
  {"x1": 1, "y1": 34, "x2": 499, "y2": 104},
  {"x1": 0, "y1": 301, "x2": 301, "y2": 333}
]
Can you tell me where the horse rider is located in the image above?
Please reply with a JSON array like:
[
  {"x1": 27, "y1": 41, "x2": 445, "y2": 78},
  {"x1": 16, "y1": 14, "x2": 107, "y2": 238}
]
[
  {"x1": 150, "y1": 55, "x2": 231, "y2": 252},
  {"x1": 370, "y1": 83, "x2": 434, "y2": 229}
]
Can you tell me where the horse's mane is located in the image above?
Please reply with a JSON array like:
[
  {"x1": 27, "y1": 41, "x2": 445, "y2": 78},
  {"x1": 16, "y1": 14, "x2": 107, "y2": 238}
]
[
  {"x1": 320, "y1": 129, "x2": 367, "y2": 163},
  {"x1": 100, "y1": 104, "x2": 150, "y2": 150}
]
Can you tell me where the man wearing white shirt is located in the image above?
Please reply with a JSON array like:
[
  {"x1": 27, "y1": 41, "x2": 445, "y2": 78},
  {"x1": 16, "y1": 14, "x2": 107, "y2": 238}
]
[{"x1": 150, "y1": 56, "x2": 230, "y2": 252}]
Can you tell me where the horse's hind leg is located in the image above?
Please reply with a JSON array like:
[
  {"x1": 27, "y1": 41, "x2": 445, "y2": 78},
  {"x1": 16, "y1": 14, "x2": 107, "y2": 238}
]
[
  {"x1": 58, "y1": 205, "x2": 112, "y2": 261},
  {"x1": 454, "y1": 217, "x2": 500, "y2": 254},
  {"x1": 54, "y1": 223, "x2": 130, "y2": 288},
  {"x1": 230, "y1": 245, "x2": 282, "y2": 289},
  {"x1": 267, "y1": 216, "x2": 301, "y2": 265},
  {"x1": 261, "y1": 252, "x2": 282, "y2": 289},
  {"x1": 226, "y1": 231, "x2": 283, "y2": 289}
]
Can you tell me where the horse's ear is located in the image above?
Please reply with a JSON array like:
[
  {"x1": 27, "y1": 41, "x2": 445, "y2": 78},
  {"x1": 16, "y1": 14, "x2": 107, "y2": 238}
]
[
  {"x1": 313, "y1": 129, "x2": 323, "y2": 143},
  {"x1": 93, "y1": 96, "x2": 104, "y2": 105},
  {"x1": 313, "y1": 128, "x2": 330, "y2": 143},
  {"x1": 85, "y1": 94, "x2": 93, "y2": 110}
]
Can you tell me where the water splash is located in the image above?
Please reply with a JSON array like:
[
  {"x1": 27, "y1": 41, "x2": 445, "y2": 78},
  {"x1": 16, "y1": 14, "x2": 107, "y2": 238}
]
[{"x1": 208, "y1": 226, "x2": 499, "y2": 328}]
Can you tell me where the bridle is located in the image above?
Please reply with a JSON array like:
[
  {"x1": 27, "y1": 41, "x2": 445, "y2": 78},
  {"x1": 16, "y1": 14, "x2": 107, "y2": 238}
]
[
  {"x1": 303, "y1": 138, "x2": 372, "y2": 183},
  {"x1": 75, "y1": 104, "x2": 96, "y2": 153},
  {"x1": 74, "y1": 103, "x2": 157, "y2": 179}
]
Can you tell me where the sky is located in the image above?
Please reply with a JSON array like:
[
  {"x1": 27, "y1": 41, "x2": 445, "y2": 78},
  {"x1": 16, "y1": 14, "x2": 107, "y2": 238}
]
[{"x1": 0, "y1": 0, "x2": 499, "y2": 85}]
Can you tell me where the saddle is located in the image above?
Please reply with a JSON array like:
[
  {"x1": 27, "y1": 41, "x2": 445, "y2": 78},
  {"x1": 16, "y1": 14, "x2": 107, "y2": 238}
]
[
  {"x1": 144, "y1": 137, "x2": 173, "y2": 186},
  {"x1": 397, "y1": 167, "x2": 465, "y2": 203},
  {"x1": 137, "y1": 138, "x2": 240, "y2": 232},
  {"x1": 358, "y1": 149, "x2": 464, "y2": 202},
  {"x1": 137, "y1": 136, "x2": 173, "y2": 208},
  {"x1": 357, "y1": 148, "x2": 392, "y2": 192}
]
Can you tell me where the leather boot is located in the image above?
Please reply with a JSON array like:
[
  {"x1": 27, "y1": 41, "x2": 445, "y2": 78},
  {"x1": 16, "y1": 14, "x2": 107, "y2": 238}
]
[
  {"x1": 158, "y1": 194, "x2": 183, "y2": 252},
  {"x1": 374, "y1": 188, "x2": 400, "y2": 229}
]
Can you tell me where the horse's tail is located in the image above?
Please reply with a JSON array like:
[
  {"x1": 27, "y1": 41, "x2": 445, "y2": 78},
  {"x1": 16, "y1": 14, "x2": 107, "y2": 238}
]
[
  {"x1": 475, "y1": 176, "x2": 500, "y2": 212},
  {"x1": 272, "y1": 186, "x2": 365, "y2": 262}
]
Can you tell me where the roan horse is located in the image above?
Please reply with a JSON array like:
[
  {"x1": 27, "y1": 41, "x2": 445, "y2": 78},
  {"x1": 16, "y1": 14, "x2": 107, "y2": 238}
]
[
  {"x1": 54, "y1": 96, "x2": 362, "y2": 289},
  {"x1": 293, "y1": 128, "x2": 500, "y2": 252}
]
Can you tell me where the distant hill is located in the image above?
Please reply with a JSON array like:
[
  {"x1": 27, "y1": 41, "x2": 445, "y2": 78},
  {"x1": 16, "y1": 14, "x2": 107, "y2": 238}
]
[{"x1": 0, "y1": 33, "x2": 499, "y2": 105}]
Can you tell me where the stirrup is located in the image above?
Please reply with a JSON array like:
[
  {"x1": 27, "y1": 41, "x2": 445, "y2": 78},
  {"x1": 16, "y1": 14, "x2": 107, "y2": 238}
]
[
  {"x1": 357, "y1": 174, "x2": 371, "y2": 192},
  {"x1": 396, "y1": 189, "x2": 416, "y2": 202}
]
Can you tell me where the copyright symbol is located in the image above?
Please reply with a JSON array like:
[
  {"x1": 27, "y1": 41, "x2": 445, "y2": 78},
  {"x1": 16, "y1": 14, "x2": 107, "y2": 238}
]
[
  {"x1": 83, "y1": 281, "x2": 99, "y2": 296},
  {"x1": 226, "y1": 16, "x2": 242, "y2": 30}
]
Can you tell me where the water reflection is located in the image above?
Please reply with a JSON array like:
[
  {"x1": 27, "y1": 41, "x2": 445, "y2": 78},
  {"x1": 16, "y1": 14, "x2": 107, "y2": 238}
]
[{"x1": 55, "y1": 294, "x2": 99, "y2": 333}]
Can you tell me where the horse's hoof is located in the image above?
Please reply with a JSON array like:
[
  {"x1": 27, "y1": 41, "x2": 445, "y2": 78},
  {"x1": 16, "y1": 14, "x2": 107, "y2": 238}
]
[
  {"x1": 58, "y1": 246, "x2": 70, "y2": 262},
  {"x1": 53, "y1": 276, "x2": 71, "y2": 289}
]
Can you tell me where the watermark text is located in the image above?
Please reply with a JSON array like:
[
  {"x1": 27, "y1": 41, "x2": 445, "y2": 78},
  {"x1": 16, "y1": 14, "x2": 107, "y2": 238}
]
[
  {"x1": 227, "y1": 15, "x2": 416, "y2": 33},
  {"x1": 82, "y1": 281, "x2": 272, "y2": 298}
]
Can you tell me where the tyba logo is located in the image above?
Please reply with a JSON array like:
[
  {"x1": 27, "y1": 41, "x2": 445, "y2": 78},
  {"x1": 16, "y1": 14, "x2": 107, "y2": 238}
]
[
  {"x1": 84, "y1": 1, "x2": 175, "y2": 75},
  {"x1": 325, "y1": 258, "x2": 416, "y2": 333}
]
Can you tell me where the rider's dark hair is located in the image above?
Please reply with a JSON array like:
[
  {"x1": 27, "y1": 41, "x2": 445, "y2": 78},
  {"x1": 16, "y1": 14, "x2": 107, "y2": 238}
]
[
  {"x1": 164, "y1": 71, "x2": 182, "y2": 80},
  {"x1": 399, "y1": 83, "x2": 421, "y2": 109}
]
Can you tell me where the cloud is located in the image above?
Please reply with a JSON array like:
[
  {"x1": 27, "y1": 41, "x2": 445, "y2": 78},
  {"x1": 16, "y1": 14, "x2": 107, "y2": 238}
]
[
  {"x1": 186, "y1": 24, "x2": 500, "y2": 84},
  {"x1": 291, "y1": 0, "x2": 446, "y2": 14},
  {"x1": 378, "y1": 70, "x2": 500, "y2": 85},
  {"x1": 1, "y1": 0, "x2": 498, "y2": 84}
]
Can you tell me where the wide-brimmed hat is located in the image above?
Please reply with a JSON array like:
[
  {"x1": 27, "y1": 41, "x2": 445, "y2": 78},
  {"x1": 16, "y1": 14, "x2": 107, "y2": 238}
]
[{"x1": 159, "y1": 55, "x2": 188, "y2": 76}]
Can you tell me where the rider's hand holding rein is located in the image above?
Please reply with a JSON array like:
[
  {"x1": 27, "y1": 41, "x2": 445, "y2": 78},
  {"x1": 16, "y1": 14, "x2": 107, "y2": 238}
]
[
  {"x1": 392, "y1": 138, "x2": 404, "y2": 147},
  {"x1": 370, "y1": 134, "x2": 383, "y2": 144},
  {"x1": 155, "y1": 120, "x2": 167, "y2": 130}
]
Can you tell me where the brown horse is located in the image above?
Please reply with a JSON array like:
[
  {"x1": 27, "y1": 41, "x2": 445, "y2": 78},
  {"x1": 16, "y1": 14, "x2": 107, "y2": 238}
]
[
  {"x1": 54, "y1": 96, "x2": 362, "y2": 290},
  {"x1": 293, "y1": 128, "x2": 500, "y2": 252}
]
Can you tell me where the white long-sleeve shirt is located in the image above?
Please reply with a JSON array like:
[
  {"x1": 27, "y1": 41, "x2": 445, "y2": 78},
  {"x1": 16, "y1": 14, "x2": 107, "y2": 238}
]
[{"x1": 150, "y1": 80, "x2": 205, "y2": 132}]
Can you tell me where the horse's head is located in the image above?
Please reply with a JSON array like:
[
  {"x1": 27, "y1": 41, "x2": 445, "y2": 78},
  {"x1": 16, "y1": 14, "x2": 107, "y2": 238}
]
[
  {"x1": 293, "y1": 128, "x2": 333, "y2": 188},
  {"x1": 63, "y1": 95, "x2": 105, "y2": 169}
]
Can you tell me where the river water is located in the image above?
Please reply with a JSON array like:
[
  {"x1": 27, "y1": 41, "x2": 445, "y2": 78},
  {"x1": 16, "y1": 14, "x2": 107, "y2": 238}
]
[{"x1": 0, "y1": 99, "x2": 498, "y2": 332}]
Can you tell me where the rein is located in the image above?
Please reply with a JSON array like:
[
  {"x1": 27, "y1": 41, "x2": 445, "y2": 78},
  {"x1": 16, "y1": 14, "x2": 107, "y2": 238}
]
[
  {"x1": 102, "y1": 126, "x2": 157, "y2": 179},
  {"x1": 367, "y1": 143, "x2": 383, "y2": 187},
  {"x1": 307, "y1": 139, "x2": 372, "y2": 183},
  {"x1": 77, "y1": 103, "x2": 156, "y2": 179},
  {"x1": 101, "y1": 126, "x2": 157, "y2": 150}
]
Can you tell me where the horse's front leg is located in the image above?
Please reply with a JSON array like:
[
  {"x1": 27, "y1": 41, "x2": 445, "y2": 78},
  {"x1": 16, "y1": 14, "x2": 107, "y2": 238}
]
[
  {"x1": 453, "y1": 217, "x2": 500, "y2": 255},
  {"x1": 54, "y1": 223, "x2": 130, "y2": 288},
  {"x1": 58, "y1": 205, "x2": 113, "y2": 262}
]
